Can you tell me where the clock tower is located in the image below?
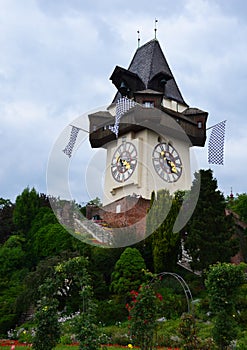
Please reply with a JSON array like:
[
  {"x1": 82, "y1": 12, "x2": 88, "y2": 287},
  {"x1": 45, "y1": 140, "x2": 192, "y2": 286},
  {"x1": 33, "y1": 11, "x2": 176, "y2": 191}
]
[{"x1": 88, "y1": 39, "x2": 208, "y2": 206}]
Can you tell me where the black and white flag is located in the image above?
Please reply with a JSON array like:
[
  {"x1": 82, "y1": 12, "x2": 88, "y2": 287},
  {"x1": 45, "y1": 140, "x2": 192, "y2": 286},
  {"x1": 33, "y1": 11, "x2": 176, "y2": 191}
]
[
  {"x1": 208, "y1": 120, "x2": 226, "y2": 165},
  {"x1": 63, "y1": 125, "x2": 80, "y2": 158},
  {"x1": 109, "y1": 97, "x2": 136, "y2": 137}
]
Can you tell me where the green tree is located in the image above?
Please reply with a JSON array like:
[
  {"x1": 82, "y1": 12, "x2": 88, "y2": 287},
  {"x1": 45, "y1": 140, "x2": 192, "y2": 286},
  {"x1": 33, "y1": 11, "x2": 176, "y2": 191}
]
[
  {"x1": 87, "y1": 197, "x2": 102, "y2": 207},
  {"x1": 24, "y1": 207, "x2": 60, "y2": 267},
  {"x1": 0, "y1": 236, "x2": 27, "y2": 334},
  {"x1": 0, "y1": 198, "x2": 15, "y2": 244},
  {"x1": 205, "y1": 262, "x2": 246, "y2": 349},
  {"x1": 111, "y1": 247, "x2": 146, "y2": 296},
  {"x1": 229, "y1": 193, "x2": 247, "y2": 222},
  {"x1": 89, "y1": 246, "x2": 123, "y2": 300},
  {"x1": 13, "y1": 187, "x2": 41, "y2": 234},
  {"x1": 145, "y1": 189, "x2": 182, "y2": 273},
  {"x1": 32, "y1": 223, "x2": 73, "y2": 261},
  {"x1": 185, "y1": 169, "x2": 238, "y2": 272}
]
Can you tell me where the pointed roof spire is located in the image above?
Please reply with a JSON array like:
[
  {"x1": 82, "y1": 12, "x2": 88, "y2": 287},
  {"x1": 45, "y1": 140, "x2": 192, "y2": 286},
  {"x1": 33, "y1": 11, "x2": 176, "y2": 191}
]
[
  {"x1": 110, "y1": 38, "x2": 188, "y2": 106},
  {"x1": 128, "y1": 39, "x2": 187, "y2": 105}
]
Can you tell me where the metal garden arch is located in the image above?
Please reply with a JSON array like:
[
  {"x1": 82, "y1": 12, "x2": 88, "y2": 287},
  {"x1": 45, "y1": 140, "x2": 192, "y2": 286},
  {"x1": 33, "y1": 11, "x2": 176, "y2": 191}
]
[{"x1": 151, "y1": 272, "x2": 193, "y2": 313}]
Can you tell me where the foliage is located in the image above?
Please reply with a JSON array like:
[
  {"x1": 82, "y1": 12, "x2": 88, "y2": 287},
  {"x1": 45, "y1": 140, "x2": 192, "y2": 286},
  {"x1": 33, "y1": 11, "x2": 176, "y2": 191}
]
[
  {"x1": 205, "y1": 262, "x2": 246, "y2": 349},
  {"x1": 185, "y1": 169, "x2": 238, "y2": 272},
  {"x1": 178, "y1": 313, "x2": 216, "y2": 350},
  {"x1": 235, "y1": 283, "x2": 247, "y2": 328},
  {"x1": 101, "y1": 323, "x2": 130, "y2": 345},
  {"x1": 32, "y1": 280, "x2": 61, "y2": 350},
  {"x1": 96, "y1": 299, "x2": 127, "y2": 325},
  {"x1": 236, "y1": 331, "x2": 247, "y2": 349},
  {"x1": 32, "y1": 223, "x2": 73, "y2": 260},
  {"x1": 31, "y1": 257, "x2": 103, "y2": 350},
  {"x1": 0, "y1": 237, "x2": 26, "y2": 276},
  {"x1": 13, "y1": 187, "x2": 41, "y2": 234},
  {"x1": 55, "y1": 257, "x2": 101, "y2": 350},
  {"x1": 155, "y1": 286, "x2": 187, "y2": 319},
  {"x1": 228, "y1": 193, "x2": 247, "y2": 222},
  {"x1": 1, "y1": 183, "x2": 247, "y2": 346},
  {"x1": 205, "y1": 262, "x2": 245, "y2": 312},
  {"x1": 0, "y1": 235, "x2": 27, "y2": 335},
  {"x1": 0, "y1": 282, "x2": 24, "y2": 335},
  {"x1": 145, "y1": 189, "x2": 182, "y2": 273},
  {"x1": 27, "y1": 207, "x2": 58, "y2": 244},
  {"x1": 126, "y1": 281, "x2": 162, "y2": 350},
  {"x1": 0, "y1": 198, "x2": 15, "y2": 244},
  {"x1": 87, "y1": 197, "x2": 102, "y2": 207},
  {"x1": 72, "y1": 285, "x2": 100, "y2": 350},
  {"x1": 110, "y1": 247, "x2": 146, "y2": 296},
  {"x1": 179, "y1": 313, "x2": 199, "y2": 349},
  {"x1": 89, "y1": 246, "x2": 123, "y2": 300}
]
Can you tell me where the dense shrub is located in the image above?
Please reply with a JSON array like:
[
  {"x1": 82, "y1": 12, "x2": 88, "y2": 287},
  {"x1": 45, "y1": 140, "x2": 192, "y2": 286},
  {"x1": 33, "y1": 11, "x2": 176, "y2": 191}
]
[{"x1": 96, "y1": 299, "x2": 127, "y2": 325}]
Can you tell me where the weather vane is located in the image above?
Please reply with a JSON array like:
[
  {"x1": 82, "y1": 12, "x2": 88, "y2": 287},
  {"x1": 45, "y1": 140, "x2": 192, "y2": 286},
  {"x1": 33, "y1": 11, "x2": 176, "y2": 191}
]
[
  {"x1": 154, "y1": 18, "x2": 158, "y2": 39},
  {"x1": 137, "y1": 30, "x2": 140, "y2": 48}
]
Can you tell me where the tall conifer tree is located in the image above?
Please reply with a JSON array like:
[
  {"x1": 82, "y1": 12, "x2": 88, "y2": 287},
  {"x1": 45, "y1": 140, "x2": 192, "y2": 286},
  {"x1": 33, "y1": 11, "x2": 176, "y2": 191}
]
[
  {"x1": 184, "y1": 169, "x2": 238, "y2": 272},
  {"x1": 146, "y1": 189, "x2": 182, "y2": 273}
]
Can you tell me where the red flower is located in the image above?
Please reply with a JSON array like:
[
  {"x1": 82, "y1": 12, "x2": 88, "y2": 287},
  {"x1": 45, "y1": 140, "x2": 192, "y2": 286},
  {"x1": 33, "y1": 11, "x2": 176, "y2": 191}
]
[
  {"x1": 130, "y1": 290, "x2": 139, "y2": 297},
  {"x1": 156, "y1": 293, "x2": 163, "y2": 301},
  {"x1": 126, "y1": 303, "x2": 133, "y2": 312}
]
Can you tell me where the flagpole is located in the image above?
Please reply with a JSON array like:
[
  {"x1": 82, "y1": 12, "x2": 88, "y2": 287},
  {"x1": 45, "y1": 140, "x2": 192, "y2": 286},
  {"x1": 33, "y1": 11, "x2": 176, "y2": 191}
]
[
  {"x1": 206, "y1": 120, "x2": 227, "y2": 131},
  {"x1": 69, "y1": 124, "x2": 89, "y2": 133}
]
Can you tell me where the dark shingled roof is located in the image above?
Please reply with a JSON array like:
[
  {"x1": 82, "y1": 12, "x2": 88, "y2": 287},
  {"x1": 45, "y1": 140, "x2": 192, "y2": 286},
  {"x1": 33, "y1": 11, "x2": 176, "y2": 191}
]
[{"x1": 128, "y1": 39, "x2": 187, "y2": 105}]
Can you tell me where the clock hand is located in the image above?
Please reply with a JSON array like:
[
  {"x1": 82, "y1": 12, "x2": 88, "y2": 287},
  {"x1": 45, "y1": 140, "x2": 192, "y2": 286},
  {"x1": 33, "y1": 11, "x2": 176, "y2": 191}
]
[
  {"x1": 116, "y1": 156, "x2": 124, "y2": 166},
  {"x1": 116, "y1": 156, "x2": 131, "y2": 170},
  {"x1": 167, "y1": 159, "x2": 177, "y2": 173},
  {"x1": 160, "y1": 150, "x2": 166, "y2": 158},
  {"x1": 122, "y1": 159, "x2": 131, "y2": 170}
]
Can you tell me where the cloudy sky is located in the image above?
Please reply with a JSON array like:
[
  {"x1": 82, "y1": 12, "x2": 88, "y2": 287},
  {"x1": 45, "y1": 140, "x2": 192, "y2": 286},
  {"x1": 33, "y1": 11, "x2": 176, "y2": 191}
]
[{"x1": 1, "y1": 0, "x2": 247, "y2": 204}]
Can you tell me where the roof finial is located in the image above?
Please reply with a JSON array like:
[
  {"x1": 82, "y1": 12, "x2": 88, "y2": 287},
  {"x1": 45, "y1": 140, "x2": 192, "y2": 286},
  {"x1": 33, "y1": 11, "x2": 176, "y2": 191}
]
[
  {"x1": 154, "y1": 18, "x2": 158, "y2": 39},
  {"x1": 137, "y1": 30, "x2": 140, "y2": 48}
]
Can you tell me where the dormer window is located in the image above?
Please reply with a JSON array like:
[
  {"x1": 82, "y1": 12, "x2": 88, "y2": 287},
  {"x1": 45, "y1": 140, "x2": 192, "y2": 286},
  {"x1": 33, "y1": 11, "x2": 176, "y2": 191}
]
[{"x1": 143, "y1": 101, "x2": 154, "y2": 108}]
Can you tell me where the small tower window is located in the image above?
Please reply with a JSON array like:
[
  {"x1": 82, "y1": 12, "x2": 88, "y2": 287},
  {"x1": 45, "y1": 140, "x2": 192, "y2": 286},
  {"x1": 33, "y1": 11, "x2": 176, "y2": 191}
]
[
  {"x1": 116, "y1": 204, "x2": 121, "y2": 213},
  {"x1": 143, "y1": 101, "x2": 154, "y2": 108},
  {"x1": 197, "y1": 121, "x2": 203, "y2": 129}
]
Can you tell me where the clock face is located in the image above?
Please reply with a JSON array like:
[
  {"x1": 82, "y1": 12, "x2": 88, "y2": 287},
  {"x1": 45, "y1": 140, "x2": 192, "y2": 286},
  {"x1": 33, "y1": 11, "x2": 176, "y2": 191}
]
[
  {"x1": 111, "y1": 141, "x2": 138, "y2": 182},
  {"x1": 152, "y1": 142, "x2": 182, "y2": 182}
]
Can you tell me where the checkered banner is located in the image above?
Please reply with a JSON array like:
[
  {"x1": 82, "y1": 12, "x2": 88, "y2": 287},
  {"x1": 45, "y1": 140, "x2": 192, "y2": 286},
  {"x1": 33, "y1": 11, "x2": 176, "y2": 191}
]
[
  {"x1": 109, "y1": 97, "x2": 136, "y2": 137},
  {"x1": 208, "y1": 120, "x2": 226, "y2": 165},
  {"x1": 63, "y1": 125, "x2": 80, "y2": 158}
]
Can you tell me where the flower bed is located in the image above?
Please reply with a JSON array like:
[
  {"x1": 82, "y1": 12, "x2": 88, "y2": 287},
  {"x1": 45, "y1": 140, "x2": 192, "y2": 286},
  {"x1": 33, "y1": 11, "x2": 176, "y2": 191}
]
[
  {"x1": 0, "y1": 340, "x2": 180, "y2": 349},
  {"x1": 0, "y1": 339, "x2": 32, "y2": 347}
]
